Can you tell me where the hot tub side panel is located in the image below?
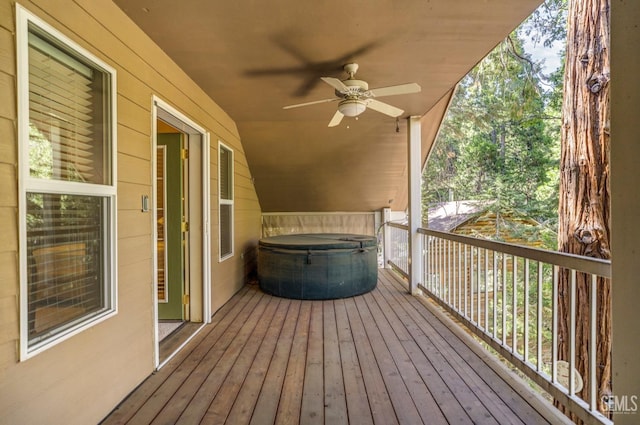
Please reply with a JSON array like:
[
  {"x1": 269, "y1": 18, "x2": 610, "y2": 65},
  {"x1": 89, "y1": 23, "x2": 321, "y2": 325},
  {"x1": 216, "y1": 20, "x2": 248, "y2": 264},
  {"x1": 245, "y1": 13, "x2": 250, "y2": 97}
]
[{"x1": 258, "y1": 246, "x2": 377, "y2": 300}]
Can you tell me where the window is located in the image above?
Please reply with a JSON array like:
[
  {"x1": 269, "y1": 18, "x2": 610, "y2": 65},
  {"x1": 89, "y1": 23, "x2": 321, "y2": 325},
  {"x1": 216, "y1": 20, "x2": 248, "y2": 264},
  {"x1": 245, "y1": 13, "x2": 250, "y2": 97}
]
[
  {"x1": 17, "y1": 6, "x2": 117, "y2": 357},
  {"x1": 219, "y1": 142, "x2": 234, "y2": 260}
]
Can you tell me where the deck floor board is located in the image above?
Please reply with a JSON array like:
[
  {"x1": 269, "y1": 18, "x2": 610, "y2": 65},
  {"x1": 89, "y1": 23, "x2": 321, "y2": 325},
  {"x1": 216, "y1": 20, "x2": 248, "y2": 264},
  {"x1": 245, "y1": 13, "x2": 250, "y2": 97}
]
[{"x1": 102, "y1": 270, "x2": 560, "y2": 425}]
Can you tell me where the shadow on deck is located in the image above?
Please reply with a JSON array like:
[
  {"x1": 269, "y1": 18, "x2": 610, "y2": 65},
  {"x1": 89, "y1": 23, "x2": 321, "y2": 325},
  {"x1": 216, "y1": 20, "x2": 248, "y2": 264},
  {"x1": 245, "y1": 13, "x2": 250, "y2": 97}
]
[{"x1": 102, "y1": 269, "x2": 568, "y2": 425}]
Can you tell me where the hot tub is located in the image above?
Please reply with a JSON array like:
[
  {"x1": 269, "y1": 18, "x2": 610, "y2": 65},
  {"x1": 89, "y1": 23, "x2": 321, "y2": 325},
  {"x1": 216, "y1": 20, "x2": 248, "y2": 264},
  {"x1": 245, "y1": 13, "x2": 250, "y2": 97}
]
[{"x1": 258, "y1": 233, "x2": 378, "y2": 300}]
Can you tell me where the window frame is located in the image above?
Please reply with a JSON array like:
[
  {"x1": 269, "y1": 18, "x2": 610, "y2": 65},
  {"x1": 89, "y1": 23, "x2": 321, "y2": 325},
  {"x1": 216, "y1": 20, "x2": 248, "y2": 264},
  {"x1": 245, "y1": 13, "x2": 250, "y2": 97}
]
[
  {"x1": 16, "y1": 5, "x2": 118, "y2": 359},
  {"x1": 218, "y1": 141, "x2": 234, "y2": 261}
]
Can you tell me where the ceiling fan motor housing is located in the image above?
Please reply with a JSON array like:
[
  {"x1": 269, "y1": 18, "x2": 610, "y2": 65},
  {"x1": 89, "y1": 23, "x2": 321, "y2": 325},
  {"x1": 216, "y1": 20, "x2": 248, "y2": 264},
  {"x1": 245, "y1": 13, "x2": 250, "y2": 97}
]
[{"x1": 339, "y1": 79, "x2": 369, "y2": 96}]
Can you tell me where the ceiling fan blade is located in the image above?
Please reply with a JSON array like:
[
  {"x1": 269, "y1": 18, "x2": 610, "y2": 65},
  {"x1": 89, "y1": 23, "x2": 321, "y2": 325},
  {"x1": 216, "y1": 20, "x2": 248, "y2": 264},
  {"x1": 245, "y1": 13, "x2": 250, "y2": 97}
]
[
  {"x1": 283, "y1": 98, "x2": 339, "y2": 110},
  {"x1": 366, "y1": 99, "x2": 404, "y2": 117},
  {"x1": 321, "y1": 77, "x2": 349, "y2": 93},
  {"x1": 328, "y1": 110, "x2": 344, "y2": 127},
  {"x1": 368, "y1": 82, "x2": 421, "y2": 98}
]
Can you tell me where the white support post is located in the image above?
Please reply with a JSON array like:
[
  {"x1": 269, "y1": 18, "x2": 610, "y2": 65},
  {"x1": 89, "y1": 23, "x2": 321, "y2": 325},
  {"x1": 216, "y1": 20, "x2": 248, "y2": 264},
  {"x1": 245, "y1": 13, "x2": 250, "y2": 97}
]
[
  {"x1": 407, "y1": 116, "x2": 423, "y2": 294},
  {"x1": 382, "y1": 207, "x2": 391, "y2": 269}
]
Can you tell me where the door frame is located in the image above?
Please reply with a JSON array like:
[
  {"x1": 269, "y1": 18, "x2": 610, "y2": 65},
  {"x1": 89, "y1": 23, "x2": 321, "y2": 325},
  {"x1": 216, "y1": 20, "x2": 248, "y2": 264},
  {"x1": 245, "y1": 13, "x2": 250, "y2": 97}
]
[{"x1": 151, "y1": 96, "x2": 211, "y2": 368}]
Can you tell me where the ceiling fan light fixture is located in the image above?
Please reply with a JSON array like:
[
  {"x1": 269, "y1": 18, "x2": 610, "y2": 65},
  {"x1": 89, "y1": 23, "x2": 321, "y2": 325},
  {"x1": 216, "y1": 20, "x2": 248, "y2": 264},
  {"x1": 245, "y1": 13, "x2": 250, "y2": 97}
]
[
  {"x1": 283, "y1": 63, "x2": 421, "y2": 127},
  {"x1": 338, "y1": 99, "x2": 367, "y2": 117}
]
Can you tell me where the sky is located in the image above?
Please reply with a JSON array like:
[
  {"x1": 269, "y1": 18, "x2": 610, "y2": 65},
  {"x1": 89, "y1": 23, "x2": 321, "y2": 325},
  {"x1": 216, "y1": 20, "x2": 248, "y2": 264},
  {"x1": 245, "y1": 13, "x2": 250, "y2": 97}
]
[{"x1": 522, "y1": 36, "x2": 564, "y2": 76}]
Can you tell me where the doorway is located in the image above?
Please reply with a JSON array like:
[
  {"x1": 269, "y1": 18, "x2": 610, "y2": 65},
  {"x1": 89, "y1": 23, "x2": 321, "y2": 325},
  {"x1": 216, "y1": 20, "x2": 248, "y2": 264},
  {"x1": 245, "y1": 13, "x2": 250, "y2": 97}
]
[
  {"x1": 153, "y1": 98, "x2": 211, "y2": 368},
  {"x1": 157, "y1": 131, "x2": 185, "y2": 321}
]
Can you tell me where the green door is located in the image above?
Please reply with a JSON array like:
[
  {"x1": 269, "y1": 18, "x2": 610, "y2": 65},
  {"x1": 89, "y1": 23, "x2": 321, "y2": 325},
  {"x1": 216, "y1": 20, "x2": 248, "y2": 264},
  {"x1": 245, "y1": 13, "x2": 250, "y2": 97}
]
[{"x1": 157, "y1": 133, "x2": 185, "y2": 320}]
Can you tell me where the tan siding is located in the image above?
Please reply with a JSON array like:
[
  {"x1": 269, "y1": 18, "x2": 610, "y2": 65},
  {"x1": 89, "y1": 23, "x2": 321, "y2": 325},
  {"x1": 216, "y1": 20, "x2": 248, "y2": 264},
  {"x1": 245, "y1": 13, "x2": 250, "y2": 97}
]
[
  {"x1": 117, "y1": 259, "x2": 152, "y2": 299},
  {"x1": 0, "y1": 293, "x2": 18, "y2": 340},
  {"x1": 0, "y1": 340, "x2": 15, "y2": 375},
  {"x1": 0, "y1": 1, "x2": 262, "y2": 423},
  {"x1": 118, "y1": 125, "x2": 151, "y2": 160},
  {"x1": 118, "y1": 181, "x2": 150, "y2": 210},
  {"x1": 0, "y1": 207, "x2": 17, "y2": 252},
  {"x1": 118, "y1": 153, "x2": 151, "y2": 186},
  {"x1": 0, "y1": 20, "x2": 17, "y2": 372},
  {"x1": 236, "y1": 185, "x2": 260, "y2": 203},
  {"x1": 0, "y1": 1, "x2": 13, "y2": 31},
  {"x1": 0, "y1": 27, "x2": 14, "y2": 76},
  {"x1": 0, "y1": 164, "x2": 16, "y2": 206},
  {"x1": 0, "y1": 251, "x2": 17, "y2": 298},
  {"x1": 0, "y1": 72, "x2": 15, "y2": 120},
  {"x1": 0, "y1": 118, "x2": 16, "y2": 163},
  {"x1": 118, "y1": 234, "x2": 152, "y2": 267},
  {"x1": 118, "y1": 95, "x2": 152, "y2": 136},
  {"x1": 117, "y1": 210, "x2": 152, "y2": 239}
]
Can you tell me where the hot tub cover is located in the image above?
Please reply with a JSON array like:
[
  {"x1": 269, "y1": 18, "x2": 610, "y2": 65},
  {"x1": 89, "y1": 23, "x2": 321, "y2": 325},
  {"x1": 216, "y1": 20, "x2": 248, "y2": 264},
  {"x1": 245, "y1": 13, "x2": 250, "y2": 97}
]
[
  {"x1": 258, "y1": 233, "x2": 377, "y2": 250},
  {"x1": 258, "y1": 233, "x2": 378, "y2": 300}
]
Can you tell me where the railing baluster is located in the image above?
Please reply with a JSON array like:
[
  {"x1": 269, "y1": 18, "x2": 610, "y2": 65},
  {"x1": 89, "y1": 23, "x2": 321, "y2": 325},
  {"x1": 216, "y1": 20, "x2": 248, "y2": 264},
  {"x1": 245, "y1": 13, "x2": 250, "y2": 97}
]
[
  {"x1": 404, "y1": 230, "x2": 408, "y2": 273},
  {"x1": 453, "y1": 242, "x2": 458, "y2": 310},
  {"x1": 464, "y1": 245, "x2": 468, "y2": 318},
  {"x1": 430, "y1": 237, "x2": 435, "y2": 293},
  {"x1": 438, "y1": 241, "x2": 445, "y2": 297},
  {"x1": 477, "y1": 248, "x2": 482, "y2": 328},
  {"x1": 524, "y1": 258, "x2": 530, "y2": 363},
  {"x1": 537, "y1": 261, "x2": 543, "y2": 372},
  {"x1": 470, "y1": 246, "x2": 475, "y2": 323},
  {"x1": 569, "y1": 269, "x2": 577, "y2": 395},
  {"x1": 493, "y1": 251, "x2": 498, "y2": 339},
  {"x1": 484, "y1": 248, "x2": 489, "y2": 332},
  {"x1": 590, "y1": 273, "x2": 597, "y2": 411},
  {"x1": 458, "y1": 242, "x2": 463, "y2": 313},
  {"x1": 447, "y1": 239, "x2": 451, "y2": 306},
  {"x1": 451, "y1": 241, "x2": 456, "y2": 309},
  {"x1": 552, "y1": 265, "x2": 559, "y2": 384},
  {"x1": 513, "y1": 256, "x2": 518, "y2": 354},
  {"x1": 502, "y1": 254, "x2": 507, "y2": 347}
]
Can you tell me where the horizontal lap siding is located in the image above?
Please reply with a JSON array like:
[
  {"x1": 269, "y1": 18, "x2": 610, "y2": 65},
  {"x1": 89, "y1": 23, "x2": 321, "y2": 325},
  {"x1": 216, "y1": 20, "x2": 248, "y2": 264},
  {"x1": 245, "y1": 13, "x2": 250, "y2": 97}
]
[
  {"x1": 0, "y1": 1, "x2": 261, "y2": 425},
  {"x1": 0, "y1": 2, "x2": 17, "y2": 377}
]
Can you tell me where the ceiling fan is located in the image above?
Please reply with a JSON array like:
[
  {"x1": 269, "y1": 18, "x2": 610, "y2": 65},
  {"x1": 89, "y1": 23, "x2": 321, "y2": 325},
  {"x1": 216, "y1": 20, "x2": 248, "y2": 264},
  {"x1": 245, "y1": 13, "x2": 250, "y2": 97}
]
[{"x1": 283, "y1": 63, "x2": 421, "y2": 127}]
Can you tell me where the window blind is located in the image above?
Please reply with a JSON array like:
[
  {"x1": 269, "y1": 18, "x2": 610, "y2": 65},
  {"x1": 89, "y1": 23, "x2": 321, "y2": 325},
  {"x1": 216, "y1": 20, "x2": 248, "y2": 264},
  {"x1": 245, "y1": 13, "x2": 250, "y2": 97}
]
[
  {"x1": 219, "y1": 146, "x2": 232, "y2": 200},
  {"x1": 219, "y1": 144, "x2": 233, "y2": 258},
  {"x1": 27, "y1": 193, "x2": 106, "y2": 342},
  {"x1": 220, "y1": 204, "x2": 233, "y2": 257},
  {"x1": 24, "y1": 27, "x2": 113, "y2": 346},
  {"x1": 28, "y1": 31, "x2": 108, "y2": 184}
]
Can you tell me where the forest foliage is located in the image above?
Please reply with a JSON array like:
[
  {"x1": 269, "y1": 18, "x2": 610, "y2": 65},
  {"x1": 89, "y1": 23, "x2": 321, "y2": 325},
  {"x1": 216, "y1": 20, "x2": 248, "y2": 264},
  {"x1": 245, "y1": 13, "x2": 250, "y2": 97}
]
[{"x1": 423, "y1": 0, "x2": 568, "y2": 249}]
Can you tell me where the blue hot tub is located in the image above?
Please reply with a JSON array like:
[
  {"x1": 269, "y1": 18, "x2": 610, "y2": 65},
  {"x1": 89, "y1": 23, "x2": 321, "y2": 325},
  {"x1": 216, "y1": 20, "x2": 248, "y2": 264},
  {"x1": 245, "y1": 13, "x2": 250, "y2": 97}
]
[{"x1": 258, "y1": 233, "x2": 378, "y2": 300}]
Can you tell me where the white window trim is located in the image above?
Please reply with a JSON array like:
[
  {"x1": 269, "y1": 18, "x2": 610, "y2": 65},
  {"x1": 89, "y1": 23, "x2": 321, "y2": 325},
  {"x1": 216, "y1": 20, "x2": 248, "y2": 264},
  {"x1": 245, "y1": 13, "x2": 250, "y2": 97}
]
[
  {"x1": 218, "y1": 141, "x2": 234, "y2": 261},
  {"x1": 16, "y1": 4, "x2": 118, "y2": 360}
]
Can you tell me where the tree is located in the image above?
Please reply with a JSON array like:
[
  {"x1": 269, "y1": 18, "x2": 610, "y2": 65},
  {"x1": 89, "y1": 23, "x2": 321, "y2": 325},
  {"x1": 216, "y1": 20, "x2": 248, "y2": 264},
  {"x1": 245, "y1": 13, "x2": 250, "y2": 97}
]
[
  {"x1": 556, "y1": 0, "x2": 610, "y2": 419},
  {"x1": 423, "y1": 31, "x2": 560, "y2": 239}
]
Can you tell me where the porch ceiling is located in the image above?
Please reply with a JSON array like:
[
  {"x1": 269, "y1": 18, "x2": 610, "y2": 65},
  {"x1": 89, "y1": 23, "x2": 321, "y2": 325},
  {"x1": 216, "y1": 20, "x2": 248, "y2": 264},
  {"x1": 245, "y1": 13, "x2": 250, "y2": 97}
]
[{"x1": 114, "y1": 0, "x2": 542, "y2": 212}]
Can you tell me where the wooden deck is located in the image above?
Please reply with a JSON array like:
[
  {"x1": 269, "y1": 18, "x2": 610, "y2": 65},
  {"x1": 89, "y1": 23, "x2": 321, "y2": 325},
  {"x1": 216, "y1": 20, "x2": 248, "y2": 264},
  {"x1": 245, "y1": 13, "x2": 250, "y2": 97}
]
[{"x1": 102, "y1": 269, "x2": 566, "y2": 425}]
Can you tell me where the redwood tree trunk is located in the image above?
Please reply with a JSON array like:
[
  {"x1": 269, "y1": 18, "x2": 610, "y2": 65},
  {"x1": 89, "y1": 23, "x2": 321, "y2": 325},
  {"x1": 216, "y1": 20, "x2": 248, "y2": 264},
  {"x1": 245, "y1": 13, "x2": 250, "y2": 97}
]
[{"x1": 557, "y1": 0, "x2": 610, "y2": 420}]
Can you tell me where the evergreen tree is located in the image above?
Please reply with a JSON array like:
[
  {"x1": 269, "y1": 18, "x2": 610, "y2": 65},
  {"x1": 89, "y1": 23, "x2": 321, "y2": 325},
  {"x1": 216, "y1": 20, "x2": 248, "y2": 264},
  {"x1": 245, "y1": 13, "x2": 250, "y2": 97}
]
[
  {"x1": 423, "y1": 29, "x2": 561, "y2": 242},
  {"x1": 556, "y1": 0, "x2": 610, "y2": 418}
]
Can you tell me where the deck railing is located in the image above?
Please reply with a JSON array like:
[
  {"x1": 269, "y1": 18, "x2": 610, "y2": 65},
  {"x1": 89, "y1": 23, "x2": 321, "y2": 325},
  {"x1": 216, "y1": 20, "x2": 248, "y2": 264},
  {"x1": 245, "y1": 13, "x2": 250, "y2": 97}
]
[
  {"x1": 385, "y1": 223, "x2": 612, "y2": 425},
  {"x1": 387, "y1": 223, "x2": 409, "y2": 278}
]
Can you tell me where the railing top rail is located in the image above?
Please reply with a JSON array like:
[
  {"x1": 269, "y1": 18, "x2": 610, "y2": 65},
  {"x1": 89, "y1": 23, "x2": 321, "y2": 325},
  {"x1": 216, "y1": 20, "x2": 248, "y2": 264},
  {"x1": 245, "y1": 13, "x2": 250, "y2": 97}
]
[
  {"x1": 418, "y1": 227, "x2": 611, "y2": 278},
  {"x1": 388, "y1": 222, "x2": 409, "y2": 230}
]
